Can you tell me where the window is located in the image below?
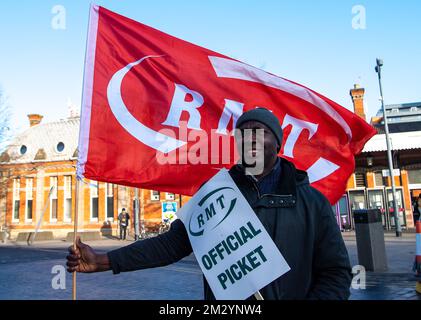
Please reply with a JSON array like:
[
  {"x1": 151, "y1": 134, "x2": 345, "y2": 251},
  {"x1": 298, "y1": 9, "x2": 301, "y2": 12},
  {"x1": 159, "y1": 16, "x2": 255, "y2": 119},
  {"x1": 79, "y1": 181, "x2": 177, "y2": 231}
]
[
  {"x1": 166, "y1": 193, "x2": 175, "y2": 200},
  {"x1": 151, "y1": 190, "x2": 160, "y2": 201},
  {"x1": 20, "y1": 145, "x2": 27, "y2": 155},
  {"x1": 408, "y1": 169, "x2": 421, "y2": 185},
  {"x1": 374, "y1": 172, "x2": 384, "y2": 187},
  {"x1": 386, "y1": 188, "x2": 406, "y2": 227},
  {"x1": 13, "y1": 200, "x2": 20, "y2": 221},
  {"x1": 406, "y1": 115, "x2": 421, "y2": 121},
  {"x1": 367, "y1": 189, "x2": 386, "y2": 227},
  {"x1": 64, "y1": 176, "x2": 72, "y2": 222},
  {"x1": 26, "y1": 178, "x2": 33, "y2": 221},
  {"x1": 368, "y1": 189, "x2": 385, "y2": 210},
  {"x1": 50, "y1": 177, "x2": 58, "y2": 222},
  {"x1": 355, "y1": 173, "x2": 367, "y2": 188},
  {"x1": 338, "y1": 196, "x2": 349, "y2": 216},
  {"x1": 13, "y1": 178, "x2": 20, "y2": 221},
  {"x1": 349, "y1": 190, "x2": 367, "y2": 211},
  {"x1": 90, "y1": 181, "x2": 99, "y2": 220},
  {"x1": 56, "y1": 142, "x2": 65, "y2": 153},
  {"x1": 106, "y1": 183, "x2": 114, "y2": 219},
  {"x1": 26, "y1": 200, "x2": 33, "y2": 221}
]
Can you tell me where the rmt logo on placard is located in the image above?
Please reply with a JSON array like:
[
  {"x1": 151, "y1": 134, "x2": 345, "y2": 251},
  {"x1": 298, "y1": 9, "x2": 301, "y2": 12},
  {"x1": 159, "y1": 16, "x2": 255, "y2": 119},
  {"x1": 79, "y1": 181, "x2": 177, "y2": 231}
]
[{"x1": 188, "y1": 187, "x2": 237, "y2": 237}]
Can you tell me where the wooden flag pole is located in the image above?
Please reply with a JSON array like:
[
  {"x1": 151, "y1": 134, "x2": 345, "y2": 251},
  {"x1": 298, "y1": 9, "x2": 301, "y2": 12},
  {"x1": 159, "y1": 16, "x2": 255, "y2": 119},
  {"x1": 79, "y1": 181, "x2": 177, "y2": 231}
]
[
  {"x1": 28, "y1": 187, "x2": 54, "y2": 246},
  {"x1": 72, "y1": 178, "x2": 81, "y2": 300},
  {"x1": 254, "y1": 291, "x2": 264, "y2": 300},
  {"x1": 72, "y1": 3, "x2": 98, "y2": 301}
]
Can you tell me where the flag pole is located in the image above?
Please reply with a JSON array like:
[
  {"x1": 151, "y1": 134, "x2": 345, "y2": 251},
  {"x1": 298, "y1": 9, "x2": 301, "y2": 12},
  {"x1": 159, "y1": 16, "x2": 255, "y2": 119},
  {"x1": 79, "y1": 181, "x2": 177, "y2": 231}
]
[
  {"x1": 254, "y1": 291, "x2": 264, "y2": 300},
  {"x1": 27, "y1": 187, "x2": 54, "y2": 245},
  {"x1": 72, "y1": 177, "x2": 80, "y2": 300},
  {"x1": 72, "y1": 3, "x2": 97, "y2": 300}
]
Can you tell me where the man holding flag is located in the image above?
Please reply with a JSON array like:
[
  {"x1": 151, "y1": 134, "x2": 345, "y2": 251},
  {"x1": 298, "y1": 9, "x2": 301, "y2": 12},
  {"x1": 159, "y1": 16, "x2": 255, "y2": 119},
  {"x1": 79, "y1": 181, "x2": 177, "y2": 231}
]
[
  {"x1": 67, "y1": 107, "x2": 353, "y2": 300},
  {"x1": 66, "y1": 5, "x2": 376, "y2": 300}
]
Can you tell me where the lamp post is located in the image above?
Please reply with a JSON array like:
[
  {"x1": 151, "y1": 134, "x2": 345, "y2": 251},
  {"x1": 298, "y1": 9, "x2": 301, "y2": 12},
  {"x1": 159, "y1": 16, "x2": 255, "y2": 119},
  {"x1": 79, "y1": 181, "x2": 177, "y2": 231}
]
[
  {"x1": 367, "y1": 155, "x2": 373, "y2": 167},
  {"x1": 134, "y1": 188, "x2": 140, "y2": 240},
  {"x1": 375, "y1": 58, "x2": 402, "y2": 237}
]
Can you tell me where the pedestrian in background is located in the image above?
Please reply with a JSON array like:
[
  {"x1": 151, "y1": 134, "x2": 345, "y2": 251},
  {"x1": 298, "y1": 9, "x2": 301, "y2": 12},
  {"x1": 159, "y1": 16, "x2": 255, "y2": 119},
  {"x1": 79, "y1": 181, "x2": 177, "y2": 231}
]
[
  {"x1": 118, "y1": 208, "x2": 130, "y2": 240},
  {"x1": 413, "y1": 195, "x2": 421, "y2": 223}
]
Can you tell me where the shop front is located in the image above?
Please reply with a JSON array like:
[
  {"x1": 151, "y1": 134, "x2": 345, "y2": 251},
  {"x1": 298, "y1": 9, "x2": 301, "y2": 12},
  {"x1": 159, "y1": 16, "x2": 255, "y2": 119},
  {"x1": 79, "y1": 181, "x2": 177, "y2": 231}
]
[{"x1": 333, "y1": 186, "x2": 407, "y2": 231}]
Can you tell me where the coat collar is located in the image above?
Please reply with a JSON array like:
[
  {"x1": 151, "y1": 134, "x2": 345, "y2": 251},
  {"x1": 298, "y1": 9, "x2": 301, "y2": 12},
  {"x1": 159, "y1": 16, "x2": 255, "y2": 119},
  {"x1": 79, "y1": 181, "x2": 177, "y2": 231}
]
[{"x1": 229, "y1": 157, "x2": 307, "y2": 208}]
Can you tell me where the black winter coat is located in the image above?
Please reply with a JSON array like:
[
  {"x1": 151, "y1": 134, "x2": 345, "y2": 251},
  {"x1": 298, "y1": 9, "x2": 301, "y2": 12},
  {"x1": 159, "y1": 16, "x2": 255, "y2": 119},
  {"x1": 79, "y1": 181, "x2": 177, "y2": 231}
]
[{"x1": 108, "y1": 158, "x2": 352, "y2": 300}]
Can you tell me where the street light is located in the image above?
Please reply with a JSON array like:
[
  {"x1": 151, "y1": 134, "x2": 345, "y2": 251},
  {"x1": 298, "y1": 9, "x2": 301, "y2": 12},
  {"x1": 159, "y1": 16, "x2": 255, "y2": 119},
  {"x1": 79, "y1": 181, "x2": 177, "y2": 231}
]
[
  {"x1": 134, "y1": 188, "x2": 140, "y2": 240},
  {"x1": 367, "y1": 155, "x2": 374, "y2": 167},
  {"x1": 375, "y1": 58, "x2": 402, "y2": 237}
]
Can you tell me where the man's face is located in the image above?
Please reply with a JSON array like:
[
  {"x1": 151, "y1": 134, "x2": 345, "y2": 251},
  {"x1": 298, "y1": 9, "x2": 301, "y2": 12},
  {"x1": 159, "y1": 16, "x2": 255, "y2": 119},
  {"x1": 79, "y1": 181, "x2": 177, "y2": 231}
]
[{"x1": 235, "y1": 121, "x2": 279, "y2": 172}]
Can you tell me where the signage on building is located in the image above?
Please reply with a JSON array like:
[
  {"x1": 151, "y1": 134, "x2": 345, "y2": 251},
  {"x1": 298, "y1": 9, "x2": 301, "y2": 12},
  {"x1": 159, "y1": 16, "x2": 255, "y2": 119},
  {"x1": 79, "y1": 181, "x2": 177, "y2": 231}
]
[
  {"x1": 176, "y1": 168, "x2": 290, "y2": 300},
  {"x1": 382, "y1": 169, "x2": 400, "y2": 177},
  {"x1": 162, "y1": 201, "x2": 177, "y2": 223}
]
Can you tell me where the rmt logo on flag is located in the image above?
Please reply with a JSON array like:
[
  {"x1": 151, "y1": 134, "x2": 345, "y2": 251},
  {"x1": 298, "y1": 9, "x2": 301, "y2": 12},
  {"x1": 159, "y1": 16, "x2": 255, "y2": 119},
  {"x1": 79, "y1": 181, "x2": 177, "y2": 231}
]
[{"x1": 77, "y1": 5, "x2": 376, "y2": 204}]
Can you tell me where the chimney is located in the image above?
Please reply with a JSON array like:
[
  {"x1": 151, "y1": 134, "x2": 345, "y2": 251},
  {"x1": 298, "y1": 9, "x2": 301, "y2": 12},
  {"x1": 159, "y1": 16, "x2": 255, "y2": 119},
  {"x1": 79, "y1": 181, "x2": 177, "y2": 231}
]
[
  {"x1": 350, "y1": 84, "x2": 366, "y2": 120},
  {"x1": 67, "y1": 98, "x2": 79, "y2": 118},
  {"x1": 27, "y1": 114, "x2": 43, "y2": 127}
]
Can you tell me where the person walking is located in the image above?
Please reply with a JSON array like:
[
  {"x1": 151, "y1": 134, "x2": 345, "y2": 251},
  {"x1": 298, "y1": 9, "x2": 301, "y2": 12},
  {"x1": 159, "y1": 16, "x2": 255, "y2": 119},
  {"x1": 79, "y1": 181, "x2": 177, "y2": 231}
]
[
  {"x1": 118, "y1": 208, "x2": 130, "y2": 240},
  {"x1": 413, "y1": 195, "x2": 421, "y2": 223}
]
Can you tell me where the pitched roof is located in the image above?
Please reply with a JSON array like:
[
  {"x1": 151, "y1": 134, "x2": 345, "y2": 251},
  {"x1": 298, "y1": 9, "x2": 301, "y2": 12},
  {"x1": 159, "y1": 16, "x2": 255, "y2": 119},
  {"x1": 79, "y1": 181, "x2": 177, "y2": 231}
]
[
  {"x1": 362, "y1": 130, "x2": 421, "y2": 152},
  {"x1": 0, "y1": 117, "x2": 80, "y2": 164}
]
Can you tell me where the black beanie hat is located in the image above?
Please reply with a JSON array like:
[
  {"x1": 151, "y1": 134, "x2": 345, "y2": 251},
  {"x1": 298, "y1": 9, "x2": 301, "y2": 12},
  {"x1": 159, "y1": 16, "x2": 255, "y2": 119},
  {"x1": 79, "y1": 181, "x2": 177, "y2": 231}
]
[{"x1": 235, "y1": 108, "x2": 283, "y2": 151}]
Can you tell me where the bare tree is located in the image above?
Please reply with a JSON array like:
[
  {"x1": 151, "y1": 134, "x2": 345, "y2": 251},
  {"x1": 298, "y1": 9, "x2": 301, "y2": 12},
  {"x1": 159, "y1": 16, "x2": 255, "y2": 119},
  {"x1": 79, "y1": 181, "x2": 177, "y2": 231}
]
[
  {"x1": 0, "y1": 89, "x2": 12, "y2": 152},
  {"x1": 0, "y1": 88, "x2": 11, "y2": 233}
]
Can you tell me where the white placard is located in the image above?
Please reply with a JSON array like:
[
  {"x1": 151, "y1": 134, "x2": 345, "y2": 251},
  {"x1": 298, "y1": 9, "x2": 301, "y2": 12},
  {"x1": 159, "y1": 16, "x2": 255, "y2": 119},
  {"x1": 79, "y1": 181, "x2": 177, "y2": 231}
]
[{"x1": 176, "y1": 168, "x2": 290, "y2": 300}]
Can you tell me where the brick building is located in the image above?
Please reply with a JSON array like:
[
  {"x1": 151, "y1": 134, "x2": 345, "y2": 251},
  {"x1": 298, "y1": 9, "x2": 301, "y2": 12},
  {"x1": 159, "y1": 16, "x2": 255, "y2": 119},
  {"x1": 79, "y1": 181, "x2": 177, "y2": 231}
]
[
  {"x1": 2, "y1": 87, "x2": 420, "y2": 239},
  {"x1": 0, "y1": 114, "x2": 187, "y2": 240},
  {"x1": 331, "y1": 85, "x2": 421, "y2": 231},
  {"x1": 371, "y1": 101, "x2": 421, "y2": 134}
]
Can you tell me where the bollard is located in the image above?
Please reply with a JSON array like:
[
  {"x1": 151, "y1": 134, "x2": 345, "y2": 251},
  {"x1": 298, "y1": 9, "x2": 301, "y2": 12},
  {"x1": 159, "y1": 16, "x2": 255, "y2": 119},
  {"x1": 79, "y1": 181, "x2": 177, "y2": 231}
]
[
  {"x1": 414, "y1": 221, "x2": 421, "y2": 294},
  {"x1": 353, "y1": 209, "x2": 388, "y2": 272}
]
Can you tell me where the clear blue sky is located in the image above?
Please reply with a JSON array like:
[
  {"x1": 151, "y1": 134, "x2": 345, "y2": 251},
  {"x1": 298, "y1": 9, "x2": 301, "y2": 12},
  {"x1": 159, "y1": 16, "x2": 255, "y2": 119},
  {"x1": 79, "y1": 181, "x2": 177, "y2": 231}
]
[{"x1": 1, "y1": 0, "x2": 420, "y2": 133}]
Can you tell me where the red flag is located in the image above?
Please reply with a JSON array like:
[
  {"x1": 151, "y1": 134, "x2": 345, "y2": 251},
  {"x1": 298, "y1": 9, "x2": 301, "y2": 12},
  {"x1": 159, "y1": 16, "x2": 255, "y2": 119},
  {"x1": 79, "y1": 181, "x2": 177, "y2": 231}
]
[{"x1": 77, "y1": 5, "x2": 376, "y2": 204}]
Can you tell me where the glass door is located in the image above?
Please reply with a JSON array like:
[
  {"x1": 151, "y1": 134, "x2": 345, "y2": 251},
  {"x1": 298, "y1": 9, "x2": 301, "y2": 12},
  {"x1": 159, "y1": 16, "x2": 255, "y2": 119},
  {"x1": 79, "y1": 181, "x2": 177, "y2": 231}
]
[
  {"x1": 348, "y1": 190, "x2": 367, "y2": 229},
  {"x1": 386, "y1": 188, "x2": 406, "y2": 228},
  {"x1": 367, "y1": 189, "x2": 388, "y2": 229},
  {"x1": 337, "y1": 195, "x2": 351, "y2": 231}
]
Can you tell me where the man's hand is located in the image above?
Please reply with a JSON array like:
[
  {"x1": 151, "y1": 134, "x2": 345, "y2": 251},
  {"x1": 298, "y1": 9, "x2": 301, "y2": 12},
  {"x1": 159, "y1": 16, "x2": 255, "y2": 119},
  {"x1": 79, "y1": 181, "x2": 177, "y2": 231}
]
[{"x1": 66, "y1": 237, "x2": 111, "y2": 273}]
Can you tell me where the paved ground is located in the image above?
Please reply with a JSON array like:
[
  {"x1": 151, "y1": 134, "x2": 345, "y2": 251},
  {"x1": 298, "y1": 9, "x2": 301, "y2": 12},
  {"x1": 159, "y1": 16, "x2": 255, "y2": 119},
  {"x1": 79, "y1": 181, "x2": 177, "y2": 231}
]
[
  {"x1": 0, "y1": 232, "x2": 420, "y2": 300},
  {"x1": 0, "y1": 239, "x2": 203, "y2": 300},
  {"x1": 342, "y1": 232, "x2": 421, "y2": 300}
]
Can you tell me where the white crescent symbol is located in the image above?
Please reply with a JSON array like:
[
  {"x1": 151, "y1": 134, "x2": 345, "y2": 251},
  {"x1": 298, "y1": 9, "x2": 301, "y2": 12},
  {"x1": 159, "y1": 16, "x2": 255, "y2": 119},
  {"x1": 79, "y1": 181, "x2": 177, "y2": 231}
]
[{"x1": 107, "y1": 55, "x2": 186, "y2": 153}]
